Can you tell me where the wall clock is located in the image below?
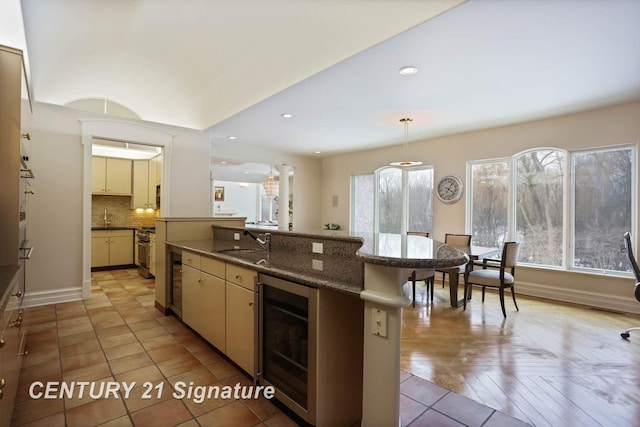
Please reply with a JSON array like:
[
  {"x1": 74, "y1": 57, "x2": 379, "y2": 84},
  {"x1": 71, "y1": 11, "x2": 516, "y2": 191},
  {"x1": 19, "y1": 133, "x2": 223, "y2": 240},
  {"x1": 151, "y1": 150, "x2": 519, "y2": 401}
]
[{"x1": 436, "y1": 175, "x2": 464, "y2": 204}]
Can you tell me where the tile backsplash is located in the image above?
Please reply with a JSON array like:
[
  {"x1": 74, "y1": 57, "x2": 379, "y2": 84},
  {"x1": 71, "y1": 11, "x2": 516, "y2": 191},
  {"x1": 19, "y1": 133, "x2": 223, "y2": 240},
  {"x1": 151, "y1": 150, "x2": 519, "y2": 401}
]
[{"x1": 92, "y1": 195, "x2": 157, "y2": 229}]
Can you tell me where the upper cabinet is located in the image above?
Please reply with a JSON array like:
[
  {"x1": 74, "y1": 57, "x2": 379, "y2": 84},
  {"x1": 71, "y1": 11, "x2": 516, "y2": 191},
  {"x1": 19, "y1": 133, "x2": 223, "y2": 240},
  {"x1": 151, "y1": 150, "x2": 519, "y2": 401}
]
[
  {"x1": 92, "y1": 156, "x2": 132, "y2": 195},
  {"x1": 131, "y1": 156, "x2": 161, "y2": 209}
]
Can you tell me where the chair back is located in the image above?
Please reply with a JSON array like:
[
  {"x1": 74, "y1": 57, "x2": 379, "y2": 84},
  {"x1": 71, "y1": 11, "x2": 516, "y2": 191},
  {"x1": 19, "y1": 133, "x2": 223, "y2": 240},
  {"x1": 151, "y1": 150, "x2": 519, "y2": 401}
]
[
  {"x1": 502, "y1": 241, "x2": 520, "y2": 268},
  {"x1": 445, "y1": 233, "x2": 471, "y2": 246},
  {"x1": 408, "y1": 231, "x2": 429, "y2": 237},
  {"x1": 624, "y1": 232, "x2": 640, "y2": 282}
]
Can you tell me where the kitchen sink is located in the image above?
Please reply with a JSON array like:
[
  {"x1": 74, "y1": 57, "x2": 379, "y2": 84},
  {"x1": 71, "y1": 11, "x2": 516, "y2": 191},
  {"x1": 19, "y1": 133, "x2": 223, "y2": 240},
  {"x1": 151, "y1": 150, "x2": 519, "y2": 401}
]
[{"x1": 217, "y1": 248, "x2": 260, "y2": 254}]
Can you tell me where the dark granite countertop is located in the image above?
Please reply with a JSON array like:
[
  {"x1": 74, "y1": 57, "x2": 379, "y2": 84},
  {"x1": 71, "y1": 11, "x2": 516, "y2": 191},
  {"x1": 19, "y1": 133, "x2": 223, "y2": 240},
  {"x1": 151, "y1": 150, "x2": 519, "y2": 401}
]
[
  {"x1": 354, "y1": 233, "x2": 470, "y2": 268},
  {"x1": 166, "y1": 239, "x2": 364, "y2": 297}
]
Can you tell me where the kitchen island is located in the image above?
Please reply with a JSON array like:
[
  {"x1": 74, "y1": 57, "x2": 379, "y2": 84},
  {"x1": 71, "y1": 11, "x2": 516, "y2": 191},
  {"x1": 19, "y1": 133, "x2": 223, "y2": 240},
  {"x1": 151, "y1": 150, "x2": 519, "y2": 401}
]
[{"x1": 156, "y1": 223, "x2": 470, "y2": 426}]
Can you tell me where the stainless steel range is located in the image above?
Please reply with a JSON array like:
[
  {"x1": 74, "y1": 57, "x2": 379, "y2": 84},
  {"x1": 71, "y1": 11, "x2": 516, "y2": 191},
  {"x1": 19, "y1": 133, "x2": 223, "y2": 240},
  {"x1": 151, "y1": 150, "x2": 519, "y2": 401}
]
[{"x1": 137, "y1": 227, "x2": 155, "y2": 278}]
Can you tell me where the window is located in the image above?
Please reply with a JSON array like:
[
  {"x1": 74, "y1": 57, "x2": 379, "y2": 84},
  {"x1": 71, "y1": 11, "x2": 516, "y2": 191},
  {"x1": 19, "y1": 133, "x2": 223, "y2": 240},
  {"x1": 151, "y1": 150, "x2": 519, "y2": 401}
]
[
  {"x1": 468, "y1": 145, "x2": 635, "y2": 274},
  {"x1": 515, "y1": 150, "x2": 565, "y2": 266},
  {"x1": 572, "y1": 147, "x2": 633, "y2": 271},
  {"x1": 469, "y1": 161, "x2": 509, "y2": 248},
  {"x1": 351, "y1": 174, "x2": 374, "y2": 232},
  {"x1": 351, "y1": 166, "x2": 433, "y2": 234}
]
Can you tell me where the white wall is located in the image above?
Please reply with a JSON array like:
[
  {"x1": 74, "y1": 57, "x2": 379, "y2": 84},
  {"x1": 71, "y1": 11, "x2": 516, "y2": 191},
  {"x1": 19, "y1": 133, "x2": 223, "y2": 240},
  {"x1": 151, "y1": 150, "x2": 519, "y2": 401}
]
[
  {"x1": 24, "y1": 101, "x2": 211, "y2": 304},
  {"x1": 213, "y1": 180, "x2": 259, "y2": 221},
  {"x1": 321, "y1": 102, "x2": 640, "y2": 313},
  {"x1": 210, "y1": 141, "x2": 322, "y2": 230}
]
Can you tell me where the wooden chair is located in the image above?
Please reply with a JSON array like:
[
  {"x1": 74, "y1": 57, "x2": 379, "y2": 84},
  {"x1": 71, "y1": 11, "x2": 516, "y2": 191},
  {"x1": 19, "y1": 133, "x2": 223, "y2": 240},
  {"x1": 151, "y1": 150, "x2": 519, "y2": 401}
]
[
  {"x1": 436, "y1": 234, "x2": 472, "y2": 288},
  {"x1": 407, "y1": 232, "x2": 435, "y2": 307},
  {"x1": 463, "y1": 241, "x2": 521, "y2": 317},
  {"x1": 621, "y1": 232, "x2": 640, "y2": 339}
]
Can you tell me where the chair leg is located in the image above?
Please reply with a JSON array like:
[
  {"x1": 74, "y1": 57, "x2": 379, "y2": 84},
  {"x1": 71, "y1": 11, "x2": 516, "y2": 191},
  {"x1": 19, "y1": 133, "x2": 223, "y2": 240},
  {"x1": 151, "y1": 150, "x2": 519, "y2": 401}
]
[
  {"x1": 621, "y1": 327, "x2": 640, "y2": 339},
  {"x1": 429, "y1": 277, "x2": 434, "y2": 302},
  {"x1": 482, "y1": 286, "x2": 486, "y2": 302},
  {"x1": 499, "y1": 288, "x2": 507, "y2": 318},
  {"x1": 441, "y1": 272, "x2": 445, "y2": 288},
  {"x1": 511, "y1": 285, "x2": 519, "y2": 311},
  {"x1": 411, "y1": 272, "x2": 417, "y2": 308},
  {"x1": 463, "y1": 282, "x2": 469, "y2": 311}
]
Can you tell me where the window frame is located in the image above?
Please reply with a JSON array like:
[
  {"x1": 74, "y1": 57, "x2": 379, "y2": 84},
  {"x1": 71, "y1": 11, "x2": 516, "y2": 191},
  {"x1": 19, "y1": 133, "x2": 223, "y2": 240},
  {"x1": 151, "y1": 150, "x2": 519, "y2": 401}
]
[{"x1": 466, "y1": 144, "x2": 636, "y2": 276}]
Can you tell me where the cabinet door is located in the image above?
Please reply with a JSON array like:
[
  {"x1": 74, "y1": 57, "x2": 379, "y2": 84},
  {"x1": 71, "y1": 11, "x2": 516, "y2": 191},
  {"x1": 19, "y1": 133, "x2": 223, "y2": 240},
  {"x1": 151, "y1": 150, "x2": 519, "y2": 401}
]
[
  {"x1": 201, "y1": 272, "x2": 226, "y2": 352},
  {"x1": 106, "y1": 158, "x2": 132, "y2": 194},
  {"x1": 91, "y1": 236, "x2": 110, "y2": 267},
  {"x1": 148, "y1": 159, "x2": 157, "y2": 209},
  {"x1": 91, "y1": 157, "x2": 107, "y2": 193},
  {"x1": 149, "y1": 236, "x2": 156, "y2": 276},
  {"x1": 226, "y1": 282, "x2": 255, "y2": 375},
  {"x1": 109, "y1": 235, "x2": 133, "y2": 266},
  {"x1": 132, "y1": 160, "x2": 150, "y2": 208},
  {"x1": 182, "y1": 265, "x2": 201, "y2": 330}
]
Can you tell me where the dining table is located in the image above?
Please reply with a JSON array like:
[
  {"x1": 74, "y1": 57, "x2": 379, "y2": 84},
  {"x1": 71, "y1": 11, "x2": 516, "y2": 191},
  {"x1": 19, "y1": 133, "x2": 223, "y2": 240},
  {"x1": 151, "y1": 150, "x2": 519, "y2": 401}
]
[{"x1": 441, "y1": 245, "x2": 501, "y2": 307}]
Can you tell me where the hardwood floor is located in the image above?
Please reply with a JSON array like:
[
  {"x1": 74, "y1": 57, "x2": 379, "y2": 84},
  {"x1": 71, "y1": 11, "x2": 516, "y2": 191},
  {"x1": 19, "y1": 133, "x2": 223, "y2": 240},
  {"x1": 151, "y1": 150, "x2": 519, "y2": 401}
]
[{"x1": 401, "y1": 282, "x2": 640, "y2": 426}]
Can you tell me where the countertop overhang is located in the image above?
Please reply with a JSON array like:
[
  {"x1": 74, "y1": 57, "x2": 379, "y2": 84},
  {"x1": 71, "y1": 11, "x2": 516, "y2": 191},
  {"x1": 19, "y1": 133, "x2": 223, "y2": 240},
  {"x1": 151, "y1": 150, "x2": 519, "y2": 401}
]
[{"x1": 354, "y1": 233, "x2": 470, "y2": 269}]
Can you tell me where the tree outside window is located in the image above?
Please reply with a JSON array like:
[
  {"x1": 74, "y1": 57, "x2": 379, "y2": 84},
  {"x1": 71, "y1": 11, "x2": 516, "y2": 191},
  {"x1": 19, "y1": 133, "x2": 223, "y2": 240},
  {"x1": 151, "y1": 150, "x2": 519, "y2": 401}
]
[
  {"x1": 469, "y1": 145, "x2": 635, "y2": 273},
  {"x1": 573, "y1": 148, "x2": 633, "y2": 271},
  {"x1": 515, "y1": 150, "x2": 565, "y2": 266}
]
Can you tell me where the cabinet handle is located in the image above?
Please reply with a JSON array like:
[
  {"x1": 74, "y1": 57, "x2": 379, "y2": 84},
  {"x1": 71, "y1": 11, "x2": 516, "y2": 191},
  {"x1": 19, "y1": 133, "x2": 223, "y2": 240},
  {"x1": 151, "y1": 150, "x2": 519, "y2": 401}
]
[
  {"x1": 248, "y1": 301, "x2": 253, "y2": 307},
  {"x1": 235, "y1": 274, "x2": 242, "y2": 280},
  {"x1": 0, "y1": 339, "x2": 4, "y2": 348},
  {"x1": 13, "y1": 291, "x2": 23, "y2": 298},
  {"x1": 10, "y1": 316, "x2": 22, "y2": 328},
  {"x1": 198, "y1": 279, "x2": 202, "y2": 283},
  {"x1": 20, "y1": 350, "x2": 29, "y2": 357},
  {"x1": 0, "y1": 378, "x2": 5, "y2": 389},
  {"x1": 186, "y1": 258, "x2": 191, "y2": 262}
]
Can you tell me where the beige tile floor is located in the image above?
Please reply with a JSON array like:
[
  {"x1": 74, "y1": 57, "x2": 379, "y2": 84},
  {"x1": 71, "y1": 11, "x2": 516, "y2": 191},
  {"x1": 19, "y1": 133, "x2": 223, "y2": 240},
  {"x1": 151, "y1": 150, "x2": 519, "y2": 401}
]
[
  {"x1": 12, "y1": 269, "x2": 527, "y2": 426},
  {"x1": 11, "y1": 269, "x2": 298, "y2": 427}
]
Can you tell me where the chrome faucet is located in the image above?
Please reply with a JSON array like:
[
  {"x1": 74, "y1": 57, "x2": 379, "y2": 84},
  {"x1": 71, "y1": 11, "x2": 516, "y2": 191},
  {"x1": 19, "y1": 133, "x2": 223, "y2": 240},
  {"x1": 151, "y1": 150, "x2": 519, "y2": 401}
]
[
  {"x1": 103, "y1": 208, "x2": 111, "y2": 228},
  {"x1": 243, "y1": 229, "x2": 271, "y2": 264}
]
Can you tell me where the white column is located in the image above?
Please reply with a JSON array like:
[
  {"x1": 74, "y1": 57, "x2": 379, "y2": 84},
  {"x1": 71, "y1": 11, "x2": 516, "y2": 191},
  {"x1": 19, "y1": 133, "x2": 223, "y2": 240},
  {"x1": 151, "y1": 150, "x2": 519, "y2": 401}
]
[
  {"x1": 360, "y1": 263, "x2": 411, "y2": 427},
  {"x1": 276, "y1": 164, "x2": 291, "y2": 231}
]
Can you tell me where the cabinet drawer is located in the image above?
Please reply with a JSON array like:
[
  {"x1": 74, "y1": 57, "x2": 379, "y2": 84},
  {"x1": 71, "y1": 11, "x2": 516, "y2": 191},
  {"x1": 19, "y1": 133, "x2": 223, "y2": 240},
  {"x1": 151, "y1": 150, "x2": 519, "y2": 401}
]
[
  {"x1": 201, "y1": 256, "x2": 225, "y2": 278},
  {"x1": 226, "y1": 264, "x2": 256, "y2": 290},
  {"x1": 182, "y1": 250, "x2": 201, "y2": 269}
]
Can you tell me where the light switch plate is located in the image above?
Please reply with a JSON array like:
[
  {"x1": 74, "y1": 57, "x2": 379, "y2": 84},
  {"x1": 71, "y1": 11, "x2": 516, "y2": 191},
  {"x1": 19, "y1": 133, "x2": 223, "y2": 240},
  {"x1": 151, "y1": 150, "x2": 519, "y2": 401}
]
[
  {"x1": 312, "y1": 242, "x2": 323, "y2": 254},
  {"x1": 372, "y1": 308, "x2": 387, "y2": 338},
  {"x1": 234, "y1": 233, "x2": 240, "y2": 241},
  {"x1": 312, "y1": 259, "x2": 323, "y2": 271}
]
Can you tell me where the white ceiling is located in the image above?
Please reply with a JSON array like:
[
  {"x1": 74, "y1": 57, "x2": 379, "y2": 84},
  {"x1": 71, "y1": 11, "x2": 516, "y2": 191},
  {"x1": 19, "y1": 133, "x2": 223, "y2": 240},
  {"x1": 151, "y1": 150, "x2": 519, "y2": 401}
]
[{"x1": 14, "y1": 0, "x2": 640, "y2": 163}]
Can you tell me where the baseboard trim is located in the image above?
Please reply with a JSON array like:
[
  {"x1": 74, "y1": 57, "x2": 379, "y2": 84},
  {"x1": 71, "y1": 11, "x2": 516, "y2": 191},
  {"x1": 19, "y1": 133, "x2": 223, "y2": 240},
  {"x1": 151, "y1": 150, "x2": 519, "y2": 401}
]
[
  {"x1": 24, "y1": 287, "x2": 84, "y2": 308},
  {"x1": 441, "y1": 278, "x2": 640, "y2": 315},
  {"x1": 516, "y1": 281, "x2": 640, "y2": 315}
]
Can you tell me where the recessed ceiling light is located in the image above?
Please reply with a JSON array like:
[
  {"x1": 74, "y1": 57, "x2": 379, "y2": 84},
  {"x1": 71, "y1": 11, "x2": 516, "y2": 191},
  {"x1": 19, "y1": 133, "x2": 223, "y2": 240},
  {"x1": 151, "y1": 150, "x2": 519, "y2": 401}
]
[
  {"x1": 220, "y1": 161, "x2": 227, "y2": 164},
  {"x1": 281, "y1": 113, "x2": 293, "y2": 118},
  {"x1": 314, "y1": 151, "x2": 321, "y2": 154},
  {"x1": 399, "y1": 66, "x2": 418, "y2": 75},
  {"x1": 228, "y1": 136, "x2": 236, "y2": 140}
]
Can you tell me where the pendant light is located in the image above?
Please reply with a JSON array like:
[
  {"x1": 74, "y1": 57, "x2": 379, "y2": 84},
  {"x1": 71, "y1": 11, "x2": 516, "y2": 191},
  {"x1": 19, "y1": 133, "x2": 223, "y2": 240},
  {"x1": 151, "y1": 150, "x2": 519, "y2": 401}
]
[
  {"x1": 390, "y1": 117, "x2": 422, "y2": 167},
  {"x1": 262, "y1": 165, "x2": 278, "y2": 199}
]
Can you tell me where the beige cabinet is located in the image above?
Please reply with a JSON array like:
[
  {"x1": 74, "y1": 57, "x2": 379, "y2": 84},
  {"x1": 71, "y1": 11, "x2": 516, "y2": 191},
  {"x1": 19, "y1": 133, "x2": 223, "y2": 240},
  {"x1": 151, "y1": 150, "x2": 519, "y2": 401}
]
[
  {"x1": 225, "y1": 264, "x2": 256, "y2": 375},
  {"x1": 91, "y1": 229, "x2": 134, "y2": 268},
  {"x1": 179, "y1": 250, "x2": 256, "y2": 375},
  {"x1": 92, "y1": 157, "x2": 132, "y2": 195},
  {"x1": 0, "y1": 276, "x2": 27, "y2": 427},
  {"x1": 131, "y1": 159, "x2": 158, "y2": 209},
  {"x1": 149, "y1": 233, "x2": 156, "y2": 276},
  {"x1": 182, "y1": 251, "x2": 226, "y2": 351}
]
